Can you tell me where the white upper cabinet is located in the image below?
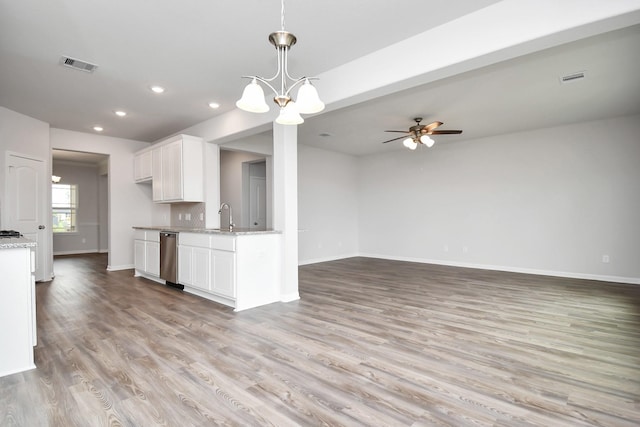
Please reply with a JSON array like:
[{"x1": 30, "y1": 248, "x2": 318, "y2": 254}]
[
  {"x1": 134, "y1": 149, "x2": 153, "y2": 182},
  {"x1": 135, "y1": 134, "x2": 204, "y2": 203}
]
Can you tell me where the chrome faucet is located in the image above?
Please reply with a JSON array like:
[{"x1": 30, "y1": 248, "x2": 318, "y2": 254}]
[{"x1": 218, "y1": 203, "x2": 234, "y2": 231}]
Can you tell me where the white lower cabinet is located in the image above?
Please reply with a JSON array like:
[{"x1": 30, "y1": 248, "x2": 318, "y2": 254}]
[
  {"x1": 178, "y1": 232, "x2": 279, "y2": 311},
  {"x1": 178, "y1": 233, "x2": 235, "y2": 298},
  {"x1": 178, "y1": 244, "x2": 213, "y2": 292},
  {"x1": 211, "y1": 250, "x2": 235, "y2": 298},
  {"x1": 134, "y1": 230, "x2": 160, "y2": 279}
]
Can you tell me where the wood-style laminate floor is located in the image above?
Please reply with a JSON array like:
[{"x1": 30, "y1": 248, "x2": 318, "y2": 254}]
[{"x1": 1, "y1": 254, "x2": 639, "y2": 426}]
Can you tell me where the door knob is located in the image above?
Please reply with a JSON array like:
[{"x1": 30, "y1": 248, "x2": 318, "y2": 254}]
[
  {"x1": 254, "y1": 222, "x2": 258, "y2": 226},
  {"x1": 38, "y1": 225, "x2": 45, "y2": 229}
]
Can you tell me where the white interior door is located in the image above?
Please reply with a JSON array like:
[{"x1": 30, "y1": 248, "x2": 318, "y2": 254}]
[
  {"x1": 249, "y1": 176, "x2": 266, "y2": 229},
  {"x1": 6, "y1": 153, "x2": 47, "y2": 281}
]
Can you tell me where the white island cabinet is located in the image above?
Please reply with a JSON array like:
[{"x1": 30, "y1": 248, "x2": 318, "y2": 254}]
[
  {"x1": 0, "y1": 238, "x2": 37, "y2": 377},
  {"x1": 178, "y1": 232, "x2": 281, "y2": 311}
]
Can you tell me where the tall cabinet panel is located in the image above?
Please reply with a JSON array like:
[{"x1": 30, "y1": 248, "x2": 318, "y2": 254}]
[
  {"x1": 152, "y1": 148, "x2": 163, "y2": 202},
  {"x1": 162, "y1": 140, "x2": 183, "y2": 201},
  {"x1": 0, "y1": 245, "x2": 36, "y2": 377}
]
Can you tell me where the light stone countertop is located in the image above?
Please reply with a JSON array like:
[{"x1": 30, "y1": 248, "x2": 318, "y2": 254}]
[
  {"x1": 133, "y1": 226, "x2": 281, "y2": 235},
  {"x1": 0, "y1": 236, "x2": 37, "y2": 249}
]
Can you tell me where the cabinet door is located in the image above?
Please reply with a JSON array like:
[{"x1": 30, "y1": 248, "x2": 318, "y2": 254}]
[
  {"x1": 192, "y1": 247, "x2": 211, "y2": 291},
  {"x1": 134, "y1": 240, "x2": 146, "y2": 272},
  {"x1": 134, "y1": 151, "x2": 152, "y2": 182},
  {"x1": 211, "y1": 250, "x2": 235, "y2": 298},
  {"x1": 146, "y1": 241, "x2": 160, "y2": 277},
  {"x1": 178, "y1": 246, "x2": 192, "y2": 285},
  {"x1": 162, "y1": 141, "x2": 183, "y2": 201}
]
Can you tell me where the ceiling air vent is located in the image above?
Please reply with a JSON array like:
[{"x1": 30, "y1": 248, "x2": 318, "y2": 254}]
[
  {"x1": 60, "y1": 56, "x2": 98, "y2": 73},
  {"x1": 560, "y1": 71, "x2": 586, "y2": 84}
]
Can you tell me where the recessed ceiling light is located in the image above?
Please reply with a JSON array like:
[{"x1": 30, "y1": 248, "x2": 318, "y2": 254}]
[
  {"x1": 208, "y1": 102, "x2": 220, "y2": 109},
  {"x1": 150, "y1": 85, "x2": 165, "y2": 94},
  {"x1": 93, "y1": 126, "x2": 104, "y2": 132},
  {"x1": 115, "y1": 110, "x2": 127, "y2": 117}
]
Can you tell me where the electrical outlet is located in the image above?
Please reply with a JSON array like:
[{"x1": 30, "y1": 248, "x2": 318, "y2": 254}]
[
  {"x1": 185, "y1": 213, "x2": 191, "y2": 221},
  {"x1": 463, "y1": 246, "x2": 468, "y2": 253},
  {"x1": 602, "y1": 254, "x2": 610, "y2": 263},
  {"x1": 199, "y1": 213, "x2": 204, "y2": 221},
  {"x1": 178, "y1": 213, "x2": 182, "y2": 221}
]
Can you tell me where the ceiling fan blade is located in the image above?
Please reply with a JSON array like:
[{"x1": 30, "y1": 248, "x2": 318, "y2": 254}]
[
  {"x1": 423, "y1": 121, "x2": 443, "y2": 133},
  {"x1": 430, "y1": 130, "x2": 463, "y2": 135},
  {"x1": 384, "y1": 130, "x2": 409, "y2": 133},
  {"x1": 381, "y1": 135, "x2": 408, "y2": 144}
]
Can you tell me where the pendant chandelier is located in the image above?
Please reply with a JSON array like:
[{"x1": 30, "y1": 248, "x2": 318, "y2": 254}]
[{"x1": 236, "y1": 0, "x2": 325, "y2": 125}]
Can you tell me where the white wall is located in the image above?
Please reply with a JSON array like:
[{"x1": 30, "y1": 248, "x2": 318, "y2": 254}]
[
  {"x1": 52, "y1": 161, "x2": 102, "y2": 255},
  {"x1": 50, "y1": 128, "x2": 153, "y2": 270},
  {"x1": 0, "y1": 106, "x2": 52, "y2": 279},
  {"x1": 298, "y1": 145, "x2": 359, "y2": 264},
  {"x1": 357, "y1": 114, "x2": 640, "y2": 283}
]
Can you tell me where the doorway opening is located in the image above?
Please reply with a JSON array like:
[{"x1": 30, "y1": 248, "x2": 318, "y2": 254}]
[
  {"x1": 219, "y1": 149, "x2": 272, "y2": 229},
  {"x1": 51, "y1": 150, "x2": 109, "y2": 261}
]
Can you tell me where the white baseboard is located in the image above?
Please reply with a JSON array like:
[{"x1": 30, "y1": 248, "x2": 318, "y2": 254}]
[
  {"x1": 280, "y1": 292, "x2": 300, "y2": 303},
  {"x1": 357, "y1": 253, "x2": 640, "y2": 285},
  {"x1": 107, "y1": 264, "x2": 134, "y2": 272},
  {"x1": 53, "y1": 249, "x2": 99, "y2": 256},
  {"x1": 298, "y1": 252, "x2": 359, "y2": 266}
]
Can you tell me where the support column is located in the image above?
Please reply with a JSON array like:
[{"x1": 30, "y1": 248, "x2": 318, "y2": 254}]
[{"x1": 273, "y1": 122, "x2": 299, "y2": 302}]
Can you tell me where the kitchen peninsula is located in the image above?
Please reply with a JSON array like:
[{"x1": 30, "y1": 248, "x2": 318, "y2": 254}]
[
  {"x1": 0, "y1": 235, "x2": 37, "y2": 377},
  {"x1": 134, "y1": 227, "x2": 281, "y2": 311}
]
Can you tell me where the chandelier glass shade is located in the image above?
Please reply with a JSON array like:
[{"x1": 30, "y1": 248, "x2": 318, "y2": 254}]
[{"x1": 236, "y1": 0, "x2": 324, "y2": 124}]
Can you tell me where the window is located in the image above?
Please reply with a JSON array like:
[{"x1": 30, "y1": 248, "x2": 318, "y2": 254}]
[{"x1": 52, "y1": 183, "x2": 77, "y2": 233}]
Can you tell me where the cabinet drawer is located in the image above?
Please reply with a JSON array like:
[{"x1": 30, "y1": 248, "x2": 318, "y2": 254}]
[
  {"x1": 135, "y1": 229, "x2": 160, "y2": 242},
  {"x1": 179, "y1": 233, "x2": 210, "y2": 248},
  {"x1": 211, "y1": 236, "x2": 235, "y2": 251}
]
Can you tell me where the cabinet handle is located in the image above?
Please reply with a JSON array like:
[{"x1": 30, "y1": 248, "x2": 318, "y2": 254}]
[{"x1": 38, "y1": 225, "x2": 45, "y2": 230}]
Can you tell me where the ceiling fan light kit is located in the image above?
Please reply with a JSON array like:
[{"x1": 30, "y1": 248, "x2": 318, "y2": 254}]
[
  {"x1": 236, "y1": 0, "x2": 325, "y2": 125},
  {"x1": 382, "y1": 117, "x2": 462, "y2": 150}
]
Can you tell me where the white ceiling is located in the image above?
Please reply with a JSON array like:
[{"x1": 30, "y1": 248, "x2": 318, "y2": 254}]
[
  {"x1": 299, "y1": 25, "x2": 640, "y2": 156},
  {"x1": 2, "y1": 1, "x2": 640, "y2": 158}
]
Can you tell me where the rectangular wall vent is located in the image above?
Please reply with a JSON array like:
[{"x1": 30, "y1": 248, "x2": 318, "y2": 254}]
[
  {"x1": 60, "y1": 56, "x2": 98, "y2": 73},
  {"x1": 560, "y1": 71, "x2": 586, "y2": 84}
]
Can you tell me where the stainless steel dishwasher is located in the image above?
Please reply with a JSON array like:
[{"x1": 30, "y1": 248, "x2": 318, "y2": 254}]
[{"x1": 160, "y1": 232, "x2": 182, "y2": 289}]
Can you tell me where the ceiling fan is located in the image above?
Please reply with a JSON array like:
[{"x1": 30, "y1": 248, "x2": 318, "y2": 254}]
[{"x1": 382, "y1": 117, "x2": 462, "y2": 150}]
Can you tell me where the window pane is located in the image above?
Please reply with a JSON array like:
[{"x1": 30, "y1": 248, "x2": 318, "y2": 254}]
[{"x1": 52, "y1": 183, "x2": 77, "y2": 232}]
